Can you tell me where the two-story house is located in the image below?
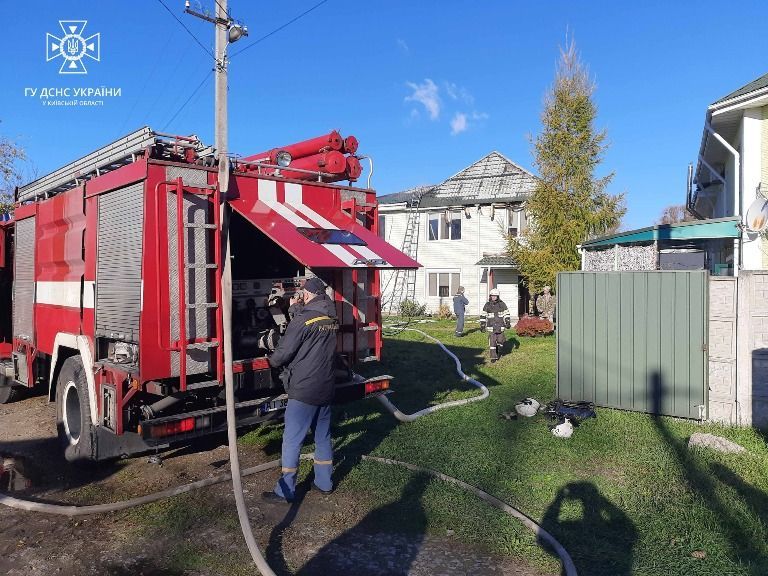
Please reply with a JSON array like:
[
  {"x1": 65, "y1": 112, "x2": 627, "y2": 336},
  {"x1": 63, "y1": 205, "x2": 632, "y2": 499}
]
[
  {"x1": 691, "y1": 71, "x2": 768, "y2": 272},
  {"x1": 378, "y1": 151, "x2": 536, "y2": 317}
]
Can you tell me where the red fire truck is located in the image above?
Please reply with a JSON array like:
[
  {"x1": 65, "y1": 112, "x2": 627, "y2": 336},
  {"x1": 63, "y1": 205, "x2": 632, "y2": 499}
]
[{"x1": 0, "y1": 127, "x2": 418, "y2": 461}]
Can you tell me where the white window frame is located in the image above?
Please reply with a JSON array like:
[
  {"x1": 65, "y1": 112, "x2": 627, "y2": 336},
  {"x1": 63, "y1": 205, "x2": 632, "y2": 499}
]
[
  {"x1": 427, "y1": 211, "x2": 462, "y2": 241},
  {"x1": 426, "y1": 269, "x2": 461, "y2": 298}
]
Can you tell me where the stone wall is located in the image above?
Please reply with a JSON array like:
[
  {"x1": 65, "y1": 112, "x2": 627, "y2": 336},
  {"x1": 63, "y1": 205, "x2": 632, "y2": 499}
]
[{"x1": 583, "y1": 243, "x2": 657, "y2": 271}]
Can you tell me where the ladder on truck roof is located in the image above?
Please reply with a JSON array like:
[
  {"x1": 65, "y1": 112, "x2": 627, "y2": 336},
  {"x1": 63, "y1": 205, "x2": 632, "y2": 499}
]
[{"x1": 16, "y1": 127, "x2": 208, "y2": 204}]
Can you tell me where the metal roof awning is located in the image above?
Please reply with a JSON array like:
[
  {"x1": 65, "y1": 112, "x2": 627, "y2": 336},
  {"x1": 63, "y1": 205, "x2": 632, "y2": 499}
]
[
  {"x1": 228, "y1": 178, "x2": 420, "y2": 269},
  {"x1": 581, "y1": 217, "x2": 742, "y2": 249},
  {"x1": 475, "y1": 255, "x2": 517, "y2": 267}
]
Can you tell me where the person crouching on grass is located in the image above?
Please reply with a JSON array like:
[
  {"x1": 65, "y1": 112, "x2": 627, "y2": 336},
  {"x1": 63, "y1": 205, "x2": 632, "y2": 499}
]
[{"x1": 262, "y1": 277, "x2": 339, "y2": 503}]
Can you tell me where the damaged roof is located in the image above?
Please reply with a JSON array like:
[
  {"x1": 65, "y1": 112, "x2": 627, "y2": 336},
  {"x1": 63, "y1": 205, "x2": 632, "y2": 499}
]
[{"x1": 378, "y1": 151, "x2": 537, "y2": 208}]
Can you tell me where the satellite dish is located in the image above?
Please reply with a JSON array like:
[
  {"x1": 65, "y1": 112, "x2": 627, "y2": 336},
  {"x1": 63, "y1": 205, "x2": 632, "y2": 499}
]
[{"x1": 745, "y1": 197, "x2": 768, "y2": 233}]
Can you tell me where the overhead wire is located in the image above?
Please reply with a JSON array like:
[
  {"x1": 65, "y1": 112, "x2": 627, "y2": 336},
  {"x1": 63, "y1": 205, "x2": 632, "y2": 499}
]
[
  {"x1": 156, "y1": 0, "x2": 216, "y2": 60},
  {"x1": 230, "y1": 0, "x2": 331, "y2": 59},
  {"x1": 163, "y1": 71, "x2": 214, "y2": 131}
]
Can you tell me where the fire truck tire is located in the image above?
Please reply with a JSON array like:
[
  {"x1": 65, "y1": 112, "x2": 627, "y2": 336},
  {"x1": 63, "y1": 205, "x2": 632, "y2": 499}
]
[
  {"x1": 0, "y1": 385, "x2": 22, "y2": 404},
  {"x1": 55, "y1": 357, "x2": 95, "y2": 462}
]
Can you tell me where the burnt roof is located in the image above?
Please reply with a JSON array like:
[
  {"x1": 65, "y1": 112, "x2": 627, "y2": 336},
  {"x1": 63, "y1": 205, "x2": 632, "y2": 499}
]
[{"x1": 378, "y1": 151, "x2": 536, "y2": 208}]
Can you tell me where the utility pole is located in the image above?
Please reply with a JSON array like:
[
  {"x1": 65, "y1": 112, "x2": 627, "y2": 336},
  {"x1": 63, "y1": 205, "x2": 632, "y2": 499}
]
[{"x1": 183, "y1": 4, "x2": 274, "y2": 575}]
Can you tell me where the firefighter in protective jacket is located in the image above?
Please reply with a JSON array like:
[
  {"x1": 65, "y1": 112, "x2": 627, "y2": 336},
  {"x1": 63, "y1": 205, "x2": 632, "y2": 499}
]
[
  {"x1": 263, "y1": 277, "x2": 339, "y2": 503},
  {"x1": 480, "y1": 288, "x2": 511, "y2": 362}
]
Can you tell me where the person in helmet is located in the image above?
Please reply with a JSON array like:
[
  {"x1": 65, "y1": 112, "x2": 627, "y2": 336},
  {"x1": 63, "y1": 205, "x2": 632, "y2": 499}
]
[{"x1": 479, "y1": 288, "x2": 511, "y2": 362}]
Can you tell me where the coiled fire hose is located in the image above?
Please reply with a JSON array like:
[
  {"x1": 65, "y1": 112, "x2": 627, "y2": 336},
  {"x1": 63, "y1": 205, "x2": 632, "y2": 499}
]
[{"x1": 0, "y1": 329, "x2": 577, "y2": 576}]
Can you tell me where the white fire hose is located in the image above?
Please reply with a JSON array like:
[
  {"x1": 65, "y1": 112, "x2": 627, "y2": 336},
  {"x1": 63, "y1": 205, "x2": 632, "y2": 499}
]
[
  {"x1": 376, "y1": 327, "x2": 489, "y2": 422},
  {"x1": 0, "y1": 327, "x2": 577, "y2": 576}
]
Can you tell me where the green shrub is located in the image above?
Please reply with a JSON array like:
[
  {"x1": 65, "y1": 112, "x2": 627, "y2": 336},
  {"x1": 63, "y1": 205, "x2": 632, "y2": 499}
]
[{"x1": 398, "y1": 299, "x2": 427, "y2": 318}]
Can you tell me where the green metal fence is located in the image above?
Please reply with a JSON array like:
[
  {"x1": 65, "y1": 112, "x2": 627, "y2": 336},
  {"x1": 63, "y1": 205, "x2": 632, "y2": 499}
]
[{"x1": 557, "y1": 271, "x2": 708, "y2": 419}]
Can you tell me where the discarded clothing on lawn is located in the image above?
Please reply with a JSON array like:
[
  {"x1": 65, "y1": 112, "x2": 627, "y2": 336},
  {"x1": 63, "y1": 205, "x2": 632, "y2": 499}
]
[{"x1": 543, "y1": 399, "x2": 597, "y2": 426}]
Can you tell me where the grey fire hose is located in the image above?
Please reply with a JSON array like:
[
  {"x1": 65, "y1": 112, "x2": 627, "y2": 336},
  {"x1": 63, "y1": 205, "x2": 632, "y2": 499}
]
[
  {"x1": 0, "y1": 327, "x2": 577, "y2": 575},
  {"x1": 0, "y1": 452, "x2": 577, "y2": 575},
  {"x1": 377, "y1": 327, "x2": 489, "y2": 422},
  {"x1": 362, "y1": 456, "x2": 578, "y2": 576}
]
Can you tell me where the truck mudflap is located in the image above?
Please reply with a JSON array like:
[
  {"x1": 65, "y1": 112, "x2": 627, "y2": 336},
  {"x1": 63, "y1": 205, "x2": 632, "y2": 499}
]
[{"x1": 137, "y1": 374, "x2": 393, "y2": 448}]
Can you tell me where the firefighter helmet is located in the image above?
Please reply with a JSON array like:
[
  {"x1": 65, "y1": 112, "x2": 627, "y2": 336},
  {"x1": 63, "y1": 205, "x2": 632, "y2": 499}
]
[{"x1": 489, "y1": 288, "x2": 500, "y2": 297}]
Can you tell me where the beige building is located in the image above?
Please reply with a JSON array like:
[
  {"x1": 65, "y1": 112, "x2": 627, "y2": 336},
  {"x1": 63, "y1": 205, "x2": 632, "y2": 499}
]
[
  {"x1": 691, "y1": 71, "x2": 768, "y2": 272},
  {"x1": 377, "y1": 152, "x2": 536, "y2": 317}
]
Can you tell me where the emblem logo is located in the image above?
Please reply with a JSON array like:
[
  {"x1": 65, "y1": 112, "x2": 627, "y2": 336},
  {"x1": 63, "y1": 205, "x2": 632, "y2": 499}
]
[{"x1": 46, "y1": 20, "x2": 101, "y2": 74}]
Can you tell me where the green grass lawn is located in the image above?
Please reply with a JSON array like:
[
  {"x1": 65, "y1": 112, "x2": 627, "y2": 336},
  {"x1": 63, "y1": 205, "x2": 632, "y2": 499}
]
[{"x1": 280, "y1": 319, "x2": 768, "y2": 576}]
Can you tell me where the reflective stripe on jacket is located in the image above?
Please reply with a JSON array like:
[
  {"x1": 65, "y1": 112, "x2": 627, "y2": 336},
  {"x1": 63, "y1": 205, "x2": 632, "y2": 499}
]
[
  {"x1": 480, "y1": 299, "x2": 510, "y2": 333},
  {"x1": 268, "y1": 294, "x2": 339, "y2": 406}
]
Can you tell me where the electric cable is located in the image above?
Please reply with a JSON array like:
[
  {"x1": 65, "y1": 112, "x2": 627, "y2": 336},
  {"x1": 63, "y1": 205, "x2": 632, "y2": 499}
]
[
  {"x1": 156, "y1": 0, "x2": 216, "y2": 59},
  {"x1": 163, "y1": 71, "x2": 214, "y2": 131},
  {"x1": 230, "y1": 0, "x2": 331, "y2": 59}
]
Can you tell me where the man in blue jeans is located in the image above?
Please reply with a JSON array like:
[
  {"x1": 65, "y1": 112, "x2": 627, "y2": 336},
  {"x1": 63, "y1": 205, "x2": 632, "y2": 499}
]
[{"x1": 262, "y1": 277, "x2": 339, "y2": 503}]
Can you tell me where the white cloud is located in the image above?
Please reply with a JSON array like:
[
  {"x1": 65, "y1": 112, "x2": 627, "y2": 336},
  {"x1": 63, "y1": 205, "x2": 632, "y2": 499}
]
[
  {"x1": 450, "y1": 112, "x2": 468, "y2": 135},
  {"x1": 405, "y1": 79, "x2": 440, "y2": 120},
  {"x1": 397, "y1": 38, "x2": 409, "y2": 54},
  {"x1": 444, "y1": 82, "x2": 475, "y2": 105}
]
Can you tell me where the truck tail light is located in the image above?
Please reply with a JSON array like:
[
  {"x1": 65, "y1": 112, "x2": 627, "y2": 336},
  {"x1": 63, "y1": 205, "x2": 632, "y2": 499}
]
[{"x1": 364, "y1": 379, "x2": 390, "y2": 395}]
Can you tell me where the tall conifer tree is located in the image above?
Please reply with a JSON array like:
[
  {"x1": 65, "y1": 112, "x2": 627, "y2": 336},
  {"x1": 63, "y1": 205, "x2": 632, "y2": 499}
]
[{"x1": 509, "y1": 40, "x2": 625, "y2": 292}]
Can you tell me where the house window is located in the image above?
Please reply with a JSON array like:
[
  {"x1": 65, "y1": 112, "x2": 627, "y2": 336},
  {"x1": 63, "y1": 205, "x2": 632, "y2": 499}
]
[
  {"x1": 427, "y1": 271, "x2": 461, "y2": 297},
  {"x1": 508, "y1": 205, "x2": 526, "y2": 238},
  {"x1": 428, "y1": 211, "x2": 461, "y2": 240},
  {"x1": 378, "y1": 215, "x2": 386, "y2": 239}
]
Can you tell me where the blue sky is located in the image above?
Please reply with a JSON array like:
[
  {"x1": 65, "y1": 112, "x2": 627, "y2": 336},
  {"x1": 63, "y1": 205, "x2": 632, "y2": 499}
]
[{"x1": 2, "y1": 0, "x2": 767, "y2": 229}]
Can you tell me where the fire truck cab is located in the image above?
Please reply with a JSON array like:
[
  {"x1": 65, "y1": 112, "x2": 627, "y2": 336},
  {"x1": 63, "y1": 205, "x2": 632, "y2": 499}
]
[{"x1": 0, "y1": 127, "x2": 418, "y2": 461}]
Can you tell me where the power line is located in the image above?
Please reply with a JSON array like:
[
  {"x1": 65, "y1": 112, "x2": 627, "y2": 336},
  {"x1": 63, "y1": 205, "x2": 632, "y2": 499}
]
[
  {"x1": 213, "y1": 0, "x2": 230, "y2": 18},
  {"x1": 230, "y1": 0, "x2": 331, "y2": 58},
  {"x1": 161, "y1": 0, "x2": 332, "y2": 131},
  {"x1": 163, "y1": 71, "x2": 214, "y2": 131},
  {"x1": 156, "y1": 0, "x2": 216, "y2": 60}
]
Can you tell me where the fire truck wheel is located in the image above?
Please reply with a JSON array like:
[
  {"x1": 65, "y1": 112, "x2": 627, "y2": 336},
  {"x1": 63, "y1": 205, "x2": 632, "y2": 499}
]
[
  {"x1": 55, "y1": 357, "x2": 94, "y2": 462},
  {"x1": 0, "y1": 384, "x2": 22, "y2": 404}
]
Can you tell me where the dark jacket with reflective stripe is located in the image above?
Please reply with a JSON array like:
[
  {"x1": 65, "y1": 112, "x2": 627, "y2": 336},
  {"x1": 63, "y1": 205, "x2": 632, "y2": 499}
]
[
  {"x1": 268, "y1": 294, "x2": 338, "y2": 406},
  {"x1": 480, "y1": 299, "x2": 510, "y2": 333}
]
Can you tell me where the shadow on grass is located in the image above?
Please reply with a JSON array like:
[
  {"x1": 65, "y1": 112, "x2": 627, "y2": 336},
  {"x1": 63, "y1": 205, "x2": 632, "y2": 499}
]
[
  {"x1": 263, "y1": 335, "x2": 504, "y2": 571},
  {"x1": 295, "y1": 473, "x2": 429, "y2": 575},
  {"x1": 650, "y1": 372, "x2": 768, "y2": 575},
  {"x1": 541, "y1": 481, "x2": 636, "y2": 576}
]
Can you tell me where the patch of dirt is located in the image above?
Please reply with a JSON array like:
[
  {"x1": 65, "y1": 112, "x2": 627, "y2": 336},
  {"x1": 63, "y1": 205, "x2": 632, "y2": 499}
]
[{"x1": 0, "y1": 394, "x2": 555, "y2": 575}]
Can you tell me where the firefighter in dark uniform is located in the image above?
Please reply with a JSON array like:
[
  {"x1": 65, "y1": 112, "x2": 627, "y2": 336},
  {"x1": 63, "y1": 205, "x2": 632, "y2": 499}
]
[
  {"x1": 262, "y1": 277, "x2": 339, "y2": 503},
  {"x1": 480, "y1": 288, "x2": 511, "y2": 362}
]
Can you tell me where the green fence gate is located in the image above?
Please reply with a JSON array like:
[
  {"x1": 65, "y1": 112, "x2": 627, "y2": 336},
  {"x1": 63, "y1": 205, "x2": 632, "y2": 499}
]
[{"x1": 556, "y1": 271, "x2": 708, "y2": 419}]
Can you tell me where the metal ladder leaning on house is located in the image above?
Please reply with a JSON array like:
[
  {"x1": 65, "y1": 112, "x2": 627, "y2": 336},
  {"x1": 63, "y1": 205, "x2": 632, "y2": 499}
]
[{"x1": 387, "y1": 187, "x2": 428, "y2": 314}]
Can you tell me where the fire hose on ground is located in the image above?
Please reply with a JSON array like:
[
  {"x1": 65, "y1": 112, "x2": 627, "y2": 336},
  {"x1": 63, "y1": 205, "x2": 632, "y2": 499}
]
[{"x1": 0, "y1": 328, "x2": 577, "y2": 576}]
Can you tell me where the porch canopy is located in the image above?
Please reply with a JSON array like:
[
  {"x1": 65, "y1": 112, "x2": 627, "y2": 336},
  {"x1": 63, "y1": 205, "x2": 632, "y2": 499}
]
[{"x1": 581, "y1": 217, "x2": 741, "y2": 249}]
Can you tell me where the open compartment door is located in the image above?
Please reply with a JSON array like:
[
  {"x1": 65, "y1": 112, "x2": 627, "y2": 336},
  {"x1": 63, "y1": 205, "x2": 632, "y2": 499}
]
[{"x1": 227, "y1": 179, "x2": 419, "y2": 270}]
